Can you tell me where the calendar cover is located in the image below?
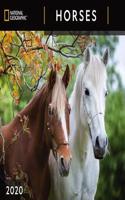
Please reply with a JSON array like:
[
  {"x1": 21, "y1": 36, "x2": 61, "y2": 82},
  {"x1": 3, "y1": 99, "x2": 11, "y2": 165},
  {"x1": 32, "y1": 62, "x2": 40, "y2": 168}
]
[{"x1": 0, "y1": 0, "x2": 125, "y2": 200}]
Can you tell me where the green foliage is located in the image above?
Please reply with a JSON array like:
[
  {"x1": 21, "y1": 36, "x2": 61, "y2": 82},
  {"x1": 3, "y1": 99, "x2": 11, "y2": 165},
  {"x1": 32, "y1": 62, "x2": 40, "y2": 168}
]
[
  {"x1": 96, "y1": 90, "x2": 125, "y2": 200},
  {"x1": 92, "y1": 35, "x2": 118, "y2": 57},
  {"x1": 0, "y1": 76, "x2": 13, "y2": 123}
]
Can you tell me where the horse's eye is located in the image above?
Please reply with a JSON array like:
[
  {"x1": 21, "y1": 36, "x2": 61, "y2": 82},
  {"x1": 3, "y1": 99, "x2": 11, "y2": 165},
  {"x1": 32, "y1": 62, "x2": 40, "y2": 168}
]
[
  {"x1": 48, "y1": 106, "x2": 54, "y2": 116},
  {"x1": 105, "y1": 91, "x2": 108, "y2": 97},
  {"x1": 85, "y1": 88, "x2": 90, "y2": 96}
]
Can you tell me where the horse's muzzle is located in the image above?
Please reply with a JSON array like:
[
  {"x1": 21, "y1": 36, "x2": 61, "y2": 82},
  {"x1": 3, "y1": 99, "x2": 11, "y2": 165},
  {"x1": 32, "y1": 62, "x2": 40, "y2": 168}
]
[
  {"x1": 57, "y1": 156, "x2": 72, "y2": 177},
  {"x1": 93, "y1": 135, "x2": 108, "y2": 159},
  {"x1": 94, "y1": 147, "x2": 105, "y2": 159}
]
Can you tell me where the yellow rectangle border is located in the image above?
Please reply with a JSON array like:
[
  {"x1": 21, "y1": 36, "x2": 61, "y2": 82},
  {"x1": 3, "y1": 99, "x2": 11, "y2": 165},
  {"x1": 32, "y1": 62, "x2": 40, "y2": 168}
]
[{"x1": 4, "y1": 9, "x2": 10, "y2": 22}]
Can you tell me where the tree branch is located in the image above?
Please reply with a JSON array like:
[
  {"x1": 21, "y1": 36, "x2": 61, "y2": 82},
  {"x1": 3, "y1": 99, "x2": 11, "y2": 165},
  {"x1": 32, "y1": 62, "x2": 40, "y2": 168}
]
[
  {"x1": 16, "y1": 31, "x2": 27, "y2": 52},
  {"x1": 27, "y1": 45, "x2": 82, "y2": 58}
]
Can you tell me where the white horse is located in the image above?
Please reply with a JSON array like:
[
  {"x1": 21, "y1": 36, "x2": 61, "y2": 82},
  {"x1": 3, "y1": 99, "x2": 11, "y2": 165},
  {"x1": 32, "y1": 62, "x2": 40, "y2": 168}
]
[{"x1": 49, "y1": 48, "x2": 109, "y2": 200}]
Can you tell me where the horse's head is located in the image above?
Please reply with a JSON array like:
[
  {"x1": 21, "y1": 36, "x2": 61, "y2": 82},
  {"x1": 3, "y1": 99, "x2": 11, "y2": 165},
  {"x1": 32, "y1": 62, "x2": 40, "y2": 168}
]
[
  {"x1": 80, "y1": 48, "x2": 109, "y2": 159},
  {"x1": 45, "y1": 65, "x2": 72, "y2": 176}
]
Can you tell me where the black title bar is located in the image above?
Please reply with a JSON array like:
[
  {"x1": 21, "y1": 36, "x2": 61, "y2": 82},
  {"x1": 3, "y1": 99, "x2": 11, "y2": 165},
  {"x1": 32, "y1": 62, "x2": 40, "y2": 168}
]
[{"x1": 0, "y1": 0, "x2": 124, "y2": 31}]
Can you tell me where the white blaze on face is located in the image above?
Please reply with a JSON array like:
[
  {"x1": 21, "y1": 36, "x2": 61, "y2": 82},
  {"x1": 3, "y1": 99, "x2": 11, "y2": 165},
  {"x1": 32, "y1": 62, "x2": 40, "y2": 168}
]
[
  {"x1": 60, "y1": 111, "x2": 68, "y2": 143},
  {"x1": 51, "y1": 75, "x2": 69, "y2": 143}
]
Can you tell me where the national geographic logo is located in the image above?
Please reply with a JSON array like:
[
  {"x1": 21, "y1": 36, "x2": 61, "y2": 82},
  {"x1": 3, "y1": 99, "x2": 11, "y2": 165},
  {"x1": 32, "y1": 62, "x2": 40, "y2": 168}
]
[{"x1": 4, "y1": 9, "x2": 28, "y2": 22}]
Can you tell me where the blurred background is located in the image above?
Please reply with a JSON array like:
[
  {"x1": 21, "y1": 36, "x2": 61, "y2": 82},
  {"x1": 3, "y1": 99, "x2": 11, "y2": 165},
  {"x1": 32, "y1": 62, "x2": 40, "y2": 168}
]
[{"x1": 0, "y1": 32, "x2": 125, "y2": 199}]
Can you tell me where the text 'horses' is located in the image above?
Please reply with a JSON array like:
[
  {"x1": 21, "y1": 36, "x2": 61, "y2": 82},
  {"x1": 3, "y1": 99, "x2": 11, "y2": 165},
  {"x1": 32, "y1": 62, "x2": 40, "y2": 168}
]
[{"x1": 0, "y1": 65, "x2": 72, "y2": 200}]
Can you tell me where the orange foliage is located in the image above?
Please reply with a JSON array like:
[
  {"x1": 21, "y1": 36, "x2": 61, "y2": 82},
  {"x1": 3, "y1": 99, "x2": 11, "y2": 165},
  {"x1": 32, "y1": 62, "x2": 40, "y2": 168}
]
[{"x1": 0, "y1": 31, "x2": 93, "y2": 104}]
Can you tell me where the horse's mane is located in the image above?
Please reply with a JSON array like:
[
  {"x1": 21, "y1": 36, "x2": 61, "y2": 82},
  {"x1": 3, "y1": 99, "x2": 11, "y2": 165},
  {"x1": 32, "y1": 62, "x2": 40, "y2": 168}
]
[
  {"x1": 74, "y1": 54, "x2": 107, "y2": 92},
  {"x1": 19, "y1": 74, "x2": 66, "y2": 118},
  {"x1": 85, "y1": 55, "x2": 107, "y2": 85},
  {"x1": 51, "y1": 75, "x2": 66, "y2": 119}
]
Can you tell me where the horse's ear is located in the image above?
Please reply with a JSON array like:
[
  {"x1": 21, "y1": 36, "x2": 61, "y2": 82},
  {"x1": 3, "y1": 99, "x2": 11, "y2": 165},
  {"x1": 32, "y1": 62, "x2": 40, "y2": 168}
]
[
  {"x1": 48, "y1": 69, "x2": 57, "y2": 90},
  {"x1": 62, "y1": 65, "x2": 70, "y2": 88},
  {"x1": 102, "y1": 48, "x2": 109, "y2": 66},
  {"x1": 84, "y1": 48, "x2": 91, "y2": 67}
]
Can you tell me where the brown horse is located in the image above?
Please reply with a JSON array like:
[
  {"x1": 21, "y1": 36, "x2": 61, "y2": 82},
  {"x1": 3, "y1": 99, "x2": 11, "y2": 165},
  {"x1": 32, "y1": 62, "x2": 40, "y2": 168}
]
[{"x1": 0, "y1": 65, "x2": 72, "y2": 200}]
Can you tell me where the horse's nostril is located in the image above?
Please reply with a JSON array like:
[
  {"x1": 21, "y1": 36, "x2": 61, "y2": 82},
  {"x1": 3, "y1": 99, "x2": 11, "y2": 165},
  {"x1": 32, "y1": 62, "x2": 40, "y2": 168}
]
[
  {"x1": 106, "y1": 137, "x2": 108, "y2": 146},
  {"x1": 60, "y1": 157, "x2": 64, "y2": 167},
  {"x1": 95, "y1": 136, "x2": 100, "y2": 148}
]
